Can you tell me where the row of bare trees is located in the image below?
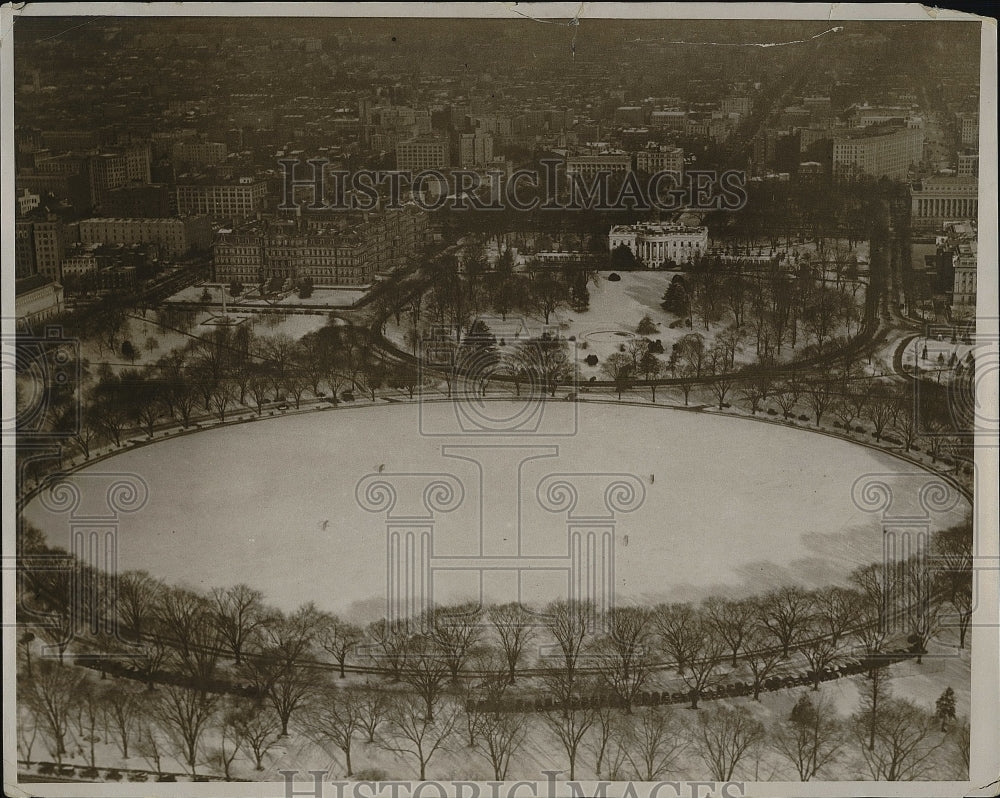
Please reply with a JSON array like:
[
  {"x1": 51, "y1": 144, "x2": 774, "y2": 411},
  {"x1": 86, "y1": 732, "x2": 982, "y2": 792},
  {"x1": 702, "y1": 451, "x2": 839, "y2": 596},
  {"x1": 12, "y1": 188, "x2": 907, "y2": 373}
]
[
  {"x1": 18, "y1": 511, "x2": 971, "y2": 779},
  {"x1": 18, "y1": 650, "x2": 967, "y2": 782},
  {"x1": 55, "y1": 321, "x2": 418, "y2": 464}
]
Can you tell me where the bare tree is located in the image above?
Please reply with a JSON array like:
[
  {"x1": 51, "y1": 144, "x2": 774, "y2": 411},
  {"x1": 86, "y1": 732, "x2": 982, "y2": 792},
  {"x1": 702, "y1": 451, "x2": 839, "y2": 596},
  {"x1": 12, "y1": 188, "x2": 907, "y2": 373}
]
[
  {"x1": 379, "y1": 694, "x2": 460, "y2": 780},
  {"x1": 602, "y1": 352, "x2": 635, "y2": 400},
  {"x1": 488, "y1": 602, "x2": 536, "y2": 684},
  {"x1": 707, "y1": 346, "x2": 737, "y2": 409},
  {"x1": 704, "y1": 596, "x2": 757, "y2": 668},
  {"x1": 737, "y1": 375, "x2": 771, "y2": 415},
  {"x1": 212, "y1": 699, "x2": 243, "y2": 780},
  {"x1": 933, "y1": 519, "x2": 974, "y2": 649},
  {"x1": 102, "y1": 679, "x2": 141, "y2": 759},
  {"x1": 854, "y1": 665, "x2": 893, "y2": 753},
  {"x1": 773, "y1": 692, "x2": 846, "y2": 780},
  {"x1": 242, "y1": 603, "x2": 323, "y2": 735},
  {"x1": 811, "y1": 586, "x2": 862, "y2": 649},
  {"x1": 135, "y1": 715, "x2": 165, "y2": 775},
  {"x1": 148, "y1": 684, "x2": 219, "y2": 776},
  {"x1": 540, "y1": 695, "x2": 600, "y2": 781},
  {"x1": 866, "y1": 383, "x2": 898, "y2": 442},
  {"x1": 356, "y1": 683, "x2": 391, "y2": 744},
  {"x1": 852, "y1": 697, "x2": 946, "y2": 780},
  {"x1": 586, "y1": 704, "x2": 626, "y2": 780},
  {"x1": 21, "y1": 660, "x2": 84, "y2": 764},
  {"x1": 805, "y1": 378, "x2": 836, "y2": 426},
  {"x1": 470, "y1": 709, "x2": 527, "y2": 780},
  {"x1": 622, "y1": 705, "x2": 689, "y2": 781},
  {"x1": 399, "y1": 632, "x2": 452, "y2": 722},
  {"x1": 71, "y1": 677, "x2": 103, "y2": 767},
  {"x1": 429, "y1": 602, "x2": 484, "y2": 679},
  {"x1": 16, "y1": 699, "x2": 39, "y2": 767},
  {"x1": 117, "y1": 570, "x2": 164, "y2": 641},
  {"x1": 317, "y1": 613, "x2": 364, "y2": 678},
  {"x1": 850, "y1": 562, "x2": 896, "y2": 660},
  {"x1": 756, "y1": 586, "x2": 813, "y2": 658},
  {"x1": 773, "y1": 379, "x2": 802, "y2": 419},
  {"x1": 694, "y1": 704, "x2": 766, "y2": 781},
  {"x1": 155, "y1": 586, "x2": 221, "y2": 682},
  {"x1": 741, "y1": 625, "x2": 783, "y2": 700},
  {"x1": 678, "y1": 621, "x2": 726, "y2": 709},
  {"x1": 950, "y1": 716, "x2": 971, "y2": 778},
  {"x1": 595, "y1": 606, "x2": 655, "y2": 713},
  {"x1": 366, "y1": 618, "x2": 410, "y2": 681},
  {"x1": 900, "y1": 552, "x2": 939, "y2": 664},
  {"x1": 302, "y1": 682, "x2": 365, "y2": 777},
  {"x1": 653, "y1": 602, "x2": 702, "y2": 675},
  {"x1": 210, "y1": 584, "x2": 268, "y2": 666},
  {"x1": 229, "y1": 698, "x2": 282, "y2": 771},
  {"x1": 543, "y1": 599, "x2": 594, "y2": 698},
  {"x1": 799, "y1": 614, "x2": 842, "y2": 691}
]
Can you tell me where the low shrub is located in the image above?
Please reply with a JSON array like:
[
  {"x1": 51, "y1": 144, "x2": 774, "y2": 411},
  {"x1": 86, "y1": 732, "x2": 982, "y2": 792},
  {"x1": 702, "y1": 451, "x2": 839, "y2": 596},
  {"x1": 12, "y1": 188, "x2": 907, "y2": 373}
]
[{"x1": 353, "y1": 769, "x2": 388, "y2": 781}]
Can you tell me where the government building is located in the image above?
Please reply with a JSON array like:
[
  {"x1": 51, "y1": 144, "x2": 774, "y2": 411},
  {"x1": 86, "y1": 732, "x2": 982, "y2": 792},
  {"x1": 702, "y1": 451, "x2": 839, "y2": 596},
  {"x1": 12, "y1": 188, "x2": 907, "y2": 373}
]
[
  {"x1": 910, "y1": 176, "x2": 979, "y2": 230},
  {"x1": 608, "y1": 222, "x2": 708, "y2": 267},
  {"x1": 832, "y1": 121, "x2": 923, "y2": 180},
  {"x1": 214, "y1": 204, "x2": 428, "y2": 288}
]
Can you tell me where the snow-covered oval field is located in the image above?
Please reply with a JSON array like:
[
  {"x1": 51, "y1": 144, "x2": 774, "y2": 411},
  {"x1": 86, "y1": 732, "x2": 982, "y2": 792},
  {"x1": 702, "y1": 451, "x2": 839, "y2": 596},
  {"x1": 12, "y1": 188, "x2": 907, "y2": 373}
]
[{"x1": 23, "y1": 401, "x2": 969, "y2": 619}]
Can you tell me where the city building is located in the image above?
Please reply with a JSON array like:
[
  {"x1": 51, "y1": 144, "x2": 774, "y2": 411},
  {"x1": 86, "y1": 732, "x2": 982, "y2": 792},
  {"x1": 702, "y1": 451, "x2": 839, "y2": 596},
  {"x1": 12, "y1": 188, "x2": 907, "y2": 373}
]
[
  {"x1": 14, "y1": 274, "x2": 65, "y2": 325},
  {"x1": 959, "y1": 113, "x2": 979, "y2": 148},
  {"x1": 934, "y1": 221, "x2": 978, "y2": 314},
  {"x1": 565, "y1": 152, "x2": 631, "y2": 178},
  {"x1": 635, "y1": 146, "x2": 684, "y2": 176},
  {"x1": 832, "y1": 121, "x2": 924, "y2": 180},
  {"x1": 105, "y1": 182, "x2": 175, "y2": 217},
  {"x1": 175, "y1": 176, "x2": 267, "y2": 219},
  {"x1": 17, "y1": 188, "x2": 40, "y2": 216},
  {"x1": 614, "y1": 106, "x2": 646, "y2": 125},
  {"x1": 85, "y1": 144, "x2": 153, "y2": 210},
  {"x1": 455, "y1": 132, "x2": 494, "y2": 168},
  {"x1": 608, "y1": 222, "x2": 709, "y2": 267},
  {"x1": 910, "y1": 176, "x2": 979, "y2": 228},
  {"x1": 214, "y1": 205, "x2": 428, "y2": 288},
  {"x1": 957, "y1": 152, "x2": 979, "y2": 178},
  {"x1": 78, "y1": 216, "x2": 213, "y2": 258},
  {"x1": 172, "y1": 140, "x2": 229, "y2": 166},
  {"x1": 953, "y1": 238, "x2": 977, "y2": 310},
  {"x1": 20, "y1": 216, "x2": 67, "y2": 282},
  {"x1": 649, "y1": 110, "x2": 687, "y2": 131},
  {"x1": 396, "y1": 137, "x2": 450, "y2": 171}
]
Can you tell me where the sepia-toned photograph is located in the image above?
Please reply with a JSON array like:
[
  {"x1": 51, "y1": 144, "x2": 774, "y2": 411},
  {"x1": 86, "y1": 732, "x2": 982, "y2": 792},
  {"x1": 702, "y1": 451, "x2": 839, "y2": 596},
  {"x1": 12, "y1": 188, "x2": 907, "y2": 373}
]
[{"x1": 2, "y1": 4, "x2": 997, "y2": 797}]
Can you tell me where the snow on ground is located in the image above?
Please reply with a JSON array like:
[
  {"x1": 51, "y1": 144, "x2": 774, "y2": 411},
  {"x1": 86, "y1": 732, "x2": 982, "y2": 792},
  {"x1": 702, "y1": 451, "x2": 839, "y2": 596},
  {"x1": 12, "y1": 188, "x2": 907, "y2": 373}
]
[
  {"x1": 165, "y1": 282, "x2": 366, "y2": 308},
  {"x1": 77, "y1": 310, "x2": 328, "y2": 374},
  {"x1": 23, "y1": 401, "x2": 969, "y2": 618},
  {"x1": 20, "y1": 631, "x2": 969, "y2": 782},
  {"x1": 900, "y1": 335, "x2": 975, "y2": 381},
  {"x1": 386, "y1": 269, "x2": 865, "y2": 378}
]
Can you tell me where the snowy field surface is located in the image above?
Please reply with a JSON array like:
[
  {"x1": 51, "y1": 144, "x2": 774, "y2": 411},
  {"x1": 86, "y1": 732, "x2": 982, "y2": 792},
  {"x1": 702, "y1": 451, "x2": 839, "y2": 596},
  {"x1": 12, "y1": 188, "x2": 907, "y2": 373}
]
[{"x1": 23, "y1": 402, "x2": 968, "y2": 620}]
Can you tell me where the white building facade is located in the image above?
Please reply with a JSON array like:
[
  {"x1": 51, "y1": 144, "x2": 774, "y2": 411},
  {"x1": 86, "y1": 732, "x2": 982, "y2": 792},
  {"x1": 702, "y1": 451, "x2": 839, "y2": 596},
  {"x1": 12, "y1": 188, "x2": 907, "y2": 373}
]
[{"x1": 609, "y1": 222, "x2": 708, "y2": 267}]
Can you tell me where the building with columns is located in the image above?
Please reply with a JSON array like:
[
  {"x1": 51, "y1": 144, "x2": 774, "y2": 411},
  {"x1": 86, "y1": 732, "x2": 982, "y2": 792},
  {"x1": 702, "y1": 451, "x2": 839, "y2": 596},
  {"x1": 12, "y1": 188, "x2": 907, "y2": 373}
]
[
  {"x1": 609, "y1": 222, "x2": 708, "y2": 267},
  {"x1": 910, "y1": 176, "x2": 979, "y2": 229}
]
